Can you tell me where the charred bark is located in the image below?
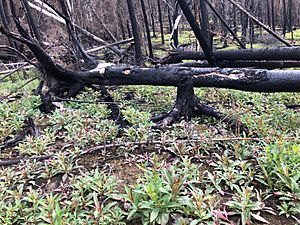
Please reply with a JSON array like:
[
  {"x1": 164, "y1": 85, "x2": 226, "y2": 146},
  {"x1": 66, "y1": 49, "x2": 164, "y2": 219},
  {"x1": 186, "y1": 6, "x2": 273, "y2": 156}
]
[
  {"x1": 177, "y1": 0, "x2": 217, "y2": 66},
  {"x1": 199, "y1": 0, "x2": 210, "y2": 47},
  {"x1": 1, "y1": 117, "x2": 39, "y2": 150},
  {"x1": 140, "y1": 0, "x2": 154, "y2": 58},
  {"x1": 19, "y1": 0, "x2": 42, "y2": 43},
  {"x1": 0, "y1": 0, "x2": 17, "y2": 50},
  {"x1": 2, "y1": 26, "x2": 300, "y2": 93},
  {"x1": 127, "y1": 0, "x2": 142, "y2": 64},
  {"x1": 226, "y1": 0, "x2": 291, "y2": 47},
  {"x1": 205, "y1": 0, "x2": 246, "y2": 49},
  {"x1": 153, "y1": 78, "x2": 247, "y2": 134},
  {"x1": 161, "y1": 47, "x2": 300, "y2": 64},
  {"x1": 157, "y1": 0, "x2": 164, "y2": 44},
  {"x1": 171, "y1": 60, "x2": 300, "y2": 70},
  {"x1": 58, "y1": 0, "x2": 96, "y2": 66}
]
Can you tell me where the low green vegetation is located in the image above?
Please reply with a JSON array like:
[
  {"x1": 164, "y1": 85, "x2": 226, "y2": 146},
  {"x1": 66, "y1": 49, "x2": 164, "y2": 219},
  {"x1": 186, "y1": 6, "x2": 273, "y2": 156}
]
[{"x1": 0, "y1": 68, "x2": 299, "y2": 225}]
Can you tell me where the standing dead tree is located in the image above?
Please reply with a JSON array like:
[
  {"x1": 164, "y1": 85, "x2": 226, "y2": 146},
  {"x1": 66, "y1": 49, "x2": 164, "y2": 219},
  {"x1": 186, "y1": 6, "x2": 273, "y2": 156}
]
[{"x1": 127, "y1": 0, "x2": 143, "y2": 64}]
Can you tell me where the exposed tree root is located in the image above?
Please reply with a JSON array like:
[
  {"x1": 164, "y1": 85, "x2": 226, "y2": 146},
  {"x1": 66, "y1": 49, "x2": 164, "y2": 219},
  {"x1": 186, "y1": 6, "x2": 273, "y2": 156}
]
[
  {"x1": 152, "y1": 79, "x2": 248, "y2": 135},
  {"x1": 97, "y1": 85, "x2": 130, "y2": 128},
  {"x1": 1, "y1": 117, "x2": 39, "y2": 150}
]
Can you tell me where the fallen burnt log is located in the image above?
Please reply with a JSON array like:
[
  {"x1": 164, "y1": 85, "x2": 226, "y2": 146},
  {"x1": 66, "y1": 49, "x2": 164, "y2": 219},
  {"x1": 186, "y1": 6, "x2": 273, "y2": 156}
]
[
  {"x1": 161, "y1": 47, "x2": 300, "y2": 64},
  {"x1": 2, "y1": 27, "x2": 295, "y2": 93},
  {"x1": 3, "y1": 28, "x2": 297, "y2": 93},
  {"x1": 44, "y1": 63, "x2": 300, "y2": 93},
  {"x1": 171, "y1": 61, "x2": 300, "y2": 69},
  {"x1": 2, "y1": 26, "x2": 300, "y2": 133}
]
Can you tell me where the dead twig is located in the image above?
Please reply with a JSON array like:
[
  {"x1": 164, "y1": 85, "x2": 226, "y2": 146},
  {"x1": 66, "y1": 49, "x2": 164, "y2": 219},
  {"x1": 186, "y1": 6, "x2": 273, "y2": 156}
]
[{"x1": 0, "y1": 136, "x2": 296, "y2": 167}]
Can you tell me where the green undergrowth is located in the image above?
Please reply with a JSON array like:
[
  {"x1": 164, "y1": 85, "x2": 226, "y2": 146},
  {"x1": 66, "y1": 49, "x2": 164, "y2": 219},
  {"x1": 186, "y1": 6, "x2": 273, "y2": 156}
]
[{"x1": 0, "y1": 70, "x2": 300, "y2": 224}]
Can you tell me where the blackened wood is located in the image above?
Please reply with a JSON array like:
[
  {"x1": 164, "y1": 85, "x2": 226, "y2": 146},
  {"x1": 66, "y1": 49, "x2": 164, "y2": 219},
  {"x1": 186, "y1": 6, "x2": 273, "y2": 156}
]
[
  {"x1": 3, "y1": 27, "x2": 300, "y2": 94},
  {"x1": 147, "y1": 0, "x2": 156, "y2": 37},
  {"x1": 20, "y1": 0, "x2": 42, "y2": 43},
  {"x1": 288, "y1": 0, "x2": 293, "y2": 32},
  {"x1": 0, "y1": 0, "x2": 17, "y2": 50},
  {"x1": 172, "y1": 2, "x2": 179, "y2": 48},
  {"x1": 140, "y1": 0, "x2": 154, "y2": 58},
  {"x1": 161, "y1": 47, "x2": 300, "y2": 63},
  {"x1": 59, "y1": 0, "x2": 96, "y2": 66},
  {"x1": 199, "y1": 0, "x2": 210, "y2": 48},
  {"x1": 171, "y1": 60, "x2": 300, "y2": 69},
  {"x1": 177, "y1": 0, "x2": 217, "y2": 66},
  {"x1": 127, "y1": 0, "x2": 143, "y2": 64},
  {"x1": 226, "y1": 0, "x2": 291, "y2": 47},
  {"x1": 282, "y1": 0, "x2": 287, "y2": 36},
  {"x1": 205, "y1": 0, "x2": 245, "y2": 49},
  {"x1": 167, "y1": 7, "x2": 172, "y2": 33},
  {"x1": 271, "y1": 0, "x2": 275, "y2": 30},
  {"x1": 157, "y1": 0, "x2": 164, "y2": 44}
]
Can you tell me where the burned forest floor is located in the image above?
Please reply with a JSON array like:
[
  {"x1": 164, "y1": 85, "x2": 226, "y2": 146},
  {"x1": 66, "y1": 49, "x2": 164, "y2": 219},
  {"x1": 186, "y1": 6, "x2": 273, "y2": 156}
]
[{"x1": 0, "y1": 30, "x2": 300, "y2": 225}]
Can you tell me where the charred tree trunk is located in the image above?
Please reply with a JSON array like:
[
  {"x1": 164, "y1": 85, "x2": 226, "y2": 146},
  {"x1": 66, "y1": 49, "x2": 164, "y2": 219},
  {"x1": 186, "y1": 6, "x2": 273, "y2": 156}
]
[
  {"x1": 19, "y1": 0, "x2": 42, "y2": 43},
  {"x1": 232, "y1": 5, "x2": 237, "y2": 34},
  {"x1": 266, "y1": 0, "x2": 271, "y2": 27},
  {"x1": 177, "y1": 0, "x2": 217, "y2": 66},
  {"x1": 126, "y1": 0, "x2": 142, "y2": 64},
  {"x1": 0, "y1": 0, "x2": 16, "y2": 49},
  {"x1": 140, "y1": 0, "x2": 154, "y2": 58},
  {"x1": 59, "y1": 0, "x2": 96, "y2": 66},
  {"x1": 288, "y1": 0, "x2": 293, "y2": 32},
  {"x1": 199, "y1": 0, "x2": 210, "y2": 47},
  {"x1": 220, "y1": 0, "x2": 228, "y2": 48},
  {"x1": 126, "y1": 20, "x2": 132, "y2": 38},
  {"x1": 282, "y1": 0, "x2": 287, "y2": 36},
  {"x1": 147, "y1": 0, "x2": 156, "y2": 38},
  {"x1": 172, "y1": 2, "x2": 179, "y2": 48},
  {"x1": 167, "y1": 7, "x2": 172, "y2": 33},
  {"x1": 171, "y1": 60, "x2": 300, "y2": 70},
  {"x1": 249, "y1": 0, "x2": 254, "y2": 48},
  {"x1": 205, "y1": 0, "x2": 245, "y2": 49},
  {"x1": 157, "y1": 0, "x2": 164, "y2": 44},
  {"x1": 226, "y1": 0, "x2": 291, "y2": 47},
  {"x1": 271, "y1": 0, "x2": 275, "y2": 31},
  {"x1": 240, "y1": 0, "x2": 248, "y2": 46}
]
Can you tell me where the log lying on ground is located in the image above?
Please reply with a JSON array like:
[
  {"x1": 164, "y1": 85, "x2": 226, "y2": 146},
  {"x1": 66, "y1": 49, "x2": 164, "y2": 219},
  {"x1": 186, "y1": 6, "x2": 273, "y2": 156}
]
[
  {"x1": 64, "y1": 65, "x2": 300, "y2": 92},
  {"x1": 171, "y1": 61, "x2": 300, "y2": 69},
  {"x1": 2, "y1": 26, "x2": 300, "y2": 93},
  {"x1": 161, "y1": 47, "x2": 300, "y2": 64}
]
